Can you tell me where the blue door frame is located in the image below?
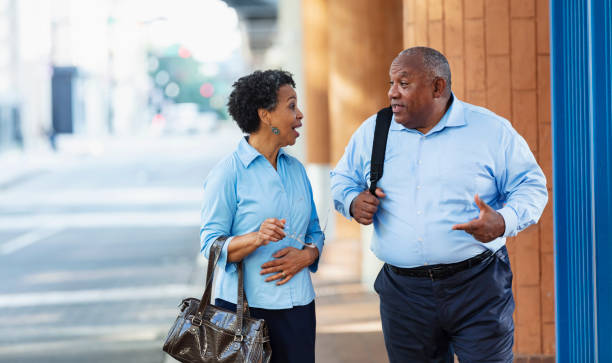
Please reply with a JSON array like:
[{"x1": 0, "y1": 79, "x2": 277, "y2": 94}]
[{"x1": 550, "y1": 0, "x2": 612, "y2": 361}]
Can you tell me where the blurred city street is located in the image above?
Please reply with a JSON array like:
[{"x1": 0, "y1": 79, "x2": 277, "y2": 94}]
[
  {"x1": 0, "y1": 126, "x2": 228, "y2": 363},
  {"x1": 0, "y1": 1, "x2": 390, "y2": 360},
  {"x1": 0, "y1": 126, "x2": 387, "y2": 363},
  {"x1": 1, "y1": 0, "x2": 609, "y2": 360}
]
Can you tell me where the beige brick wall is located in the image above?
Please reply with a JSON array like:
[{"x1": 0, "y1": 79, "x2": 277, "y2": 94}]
[{"x1": 402, "y1": 0, "x2": 555, "y2": 358}]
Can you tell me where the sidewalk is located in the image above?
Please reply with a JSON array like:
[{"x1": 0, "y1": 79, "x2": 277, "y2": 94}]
[
  {"x1": 0, "y1": 148, "x2": 59, "y2": 190},
  {"x1": 313, "y1": 238, "x2": 387, "y2": 363}
]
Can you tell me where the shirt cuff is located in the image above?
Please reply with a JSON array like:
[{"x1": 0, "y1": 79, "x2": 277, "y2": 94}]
[
  {"x1": 307, "y1": 237, "x2": 325, "y2": 273},
  {"x1": 497, "y1": 206, "x2": 519, "y2": 237},
  {"x1": 342, "y1": 190, "x2": 361, "y2": 220},
  {"x1": 219, "y1": 236, "x2": 237, "y2": 274}
]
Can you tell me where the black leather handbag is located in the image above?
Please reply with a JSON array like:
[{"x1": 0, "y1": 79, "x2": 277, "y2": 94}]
[{"x1": 163, "y1": 237, "x2": 272, "y2": 363}]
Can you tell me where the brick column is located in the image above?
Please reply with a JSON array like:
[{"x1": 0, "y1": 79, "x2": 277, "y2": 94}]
[
  {"x1": 302, "y1": 0, "x2": 330, "y2": 165},
  {"x1": 328, "y1": 0, "x2": 403, "y2": 239},
  {"x1": 301, "y1": 0, "x2": 333, "y2": 243}
]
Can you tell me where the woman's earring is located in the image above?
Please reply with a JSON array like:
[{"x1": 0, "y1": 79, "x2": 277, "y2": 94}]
[{"x1": 271, "y1": 126, "x2": 280, "y2": 135}]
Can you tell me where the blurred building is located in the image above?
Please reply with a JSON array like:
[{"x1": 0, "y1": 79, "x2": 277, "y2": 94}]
[
  {"x1": 0, "y1": 0, "x2": 21, "y2": 152},
  {"x1": 0, "y1": 0, "x2": 269, "y2": 155},
  {"x1": 0, "y1": 0, "x2": 150, "y2": 153},
  {"x1": 222, "y1": 0, "x2": 278, "y2": 69}
]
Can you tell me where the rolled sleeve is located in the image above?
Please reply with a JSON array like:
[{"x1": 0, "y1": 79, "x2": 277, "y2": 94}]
[
  {"x1": 497, "y1": 206, "x2": 519, "y2": 237},
  {"x1": 201, "y1": 236, "x2": 237, "y2": 273},
  {"x1": 306, "y1": 235, "x2": 324, "y2": 273},
  {"x1": 200, "y1": 159, "x2": 238, "y2": 274},
  {"x1": 305, "y1": 180, "x2": 325, "y2": 273},
  {"x1": 496, "y1": 125, "x2": 548, "y2": 236},
  {"x1": 331, "y1": 169, "x2": 363, "y2": 219},
  {"x1": 343, "y1": 190, "x2": 361, "y2": 219},
  {"x1": 330, "y1": 121, "x2": 371, "y2": 219}
]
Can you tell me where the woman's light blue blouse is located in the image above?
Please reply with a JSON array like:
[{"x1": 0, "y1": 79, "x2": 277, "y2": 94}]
[{"x1": 200, "y1": 137, "x2": 325, "y2": 309}]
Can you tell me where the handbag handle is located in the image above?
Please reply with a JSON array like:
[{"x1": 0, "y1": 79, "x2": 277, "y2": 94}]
[
  {"x1": 198, "y1": 236, "x2": 229, "y2": 306},
  {"x1": 200, "y1": 236, "x2": 228, "y2": 306},
  {"x1": 236, "y1": 260, "x2": 247, "y2": 340},
  {"x1": 195, "y1": 236, "x2": 250, "y2": 340}
]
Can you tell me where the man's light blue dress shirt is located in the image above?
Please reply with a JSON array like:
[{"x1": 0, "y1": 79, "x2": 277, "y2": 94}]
[
  {"x1": 330, "y1": 96, "x2": 548, "y2": 268},
  {"x1": 200, "y1": 137, "x2": 324, "y2": 309}
]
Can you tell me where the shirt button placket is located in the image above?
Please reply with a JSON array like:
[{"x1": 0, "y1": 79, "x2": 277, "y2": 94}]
[{"x1": 415, "y1": 135, "x2": 426, "y2": 262}]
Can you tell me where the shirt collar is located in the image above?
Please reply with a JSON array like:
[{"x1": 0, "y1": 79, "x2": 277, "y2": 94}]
[
  {"x1": 389, "y1": 93, "x2": 466, "y2": 133},
  {"x1": 236, "y1": 136, "x2": 288, "y2": 168},
  {"x1": 434, "y1": 93, "x2": 466, "y2": 130}
]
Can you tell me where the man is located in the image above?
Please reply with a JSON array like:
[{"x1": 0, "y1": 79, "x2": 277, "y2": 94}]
[{"x1": 330, "y1": 47, "x2": 548, "y2": 362}]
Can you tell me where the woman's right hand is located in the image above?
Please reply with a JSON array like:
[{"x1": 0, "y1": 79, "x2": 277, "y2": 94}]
[{"x1": 255, "y1": 218, "x2": 286, "y2": 247}]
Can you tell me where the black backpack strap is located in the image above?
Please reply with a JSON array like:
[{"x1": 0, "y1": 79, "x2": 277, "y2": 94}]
[{"x1": 369, "y1": 107, "x2": 393, "y2": 195}]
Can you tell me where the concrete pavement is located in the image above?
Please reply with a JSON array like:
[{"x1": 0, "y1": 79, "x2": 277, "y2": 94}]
[{"x1": 313, "y1": 238, "x2": 388, "y2": 363}]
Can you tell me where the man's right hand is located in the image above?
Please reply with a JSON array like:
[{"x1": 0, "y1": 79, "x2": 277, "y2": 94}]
[{"x1": 350, "y1": 188, "x2": 386, "y2": 225}]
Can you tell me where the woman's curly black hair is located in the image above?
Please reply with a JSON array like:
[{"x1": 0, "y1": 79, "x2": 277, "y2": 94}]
[{"x1": 227, "y1": 70, "x2": 296, "y2": 133}]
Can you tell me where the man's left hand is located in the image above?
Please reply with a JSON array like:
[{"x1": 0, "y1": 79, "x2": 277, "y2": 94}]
[{"x1": 452, "y1": 195, "x2": 506, "y2": 242}]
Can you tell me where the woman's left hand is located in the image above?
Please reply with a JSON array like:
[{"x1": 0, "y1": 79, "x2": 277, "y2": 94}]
[{"x1": 260, "y1": 247, "x2": 319, "y2": 286}]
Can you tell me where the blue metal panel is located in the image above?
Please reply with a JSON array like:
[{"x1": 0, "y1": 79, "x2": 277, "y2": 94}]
[
  {"x1": 591, "y1": 0, "x2": 612, "y2": 360},
  {"x1": 551, "y1": 0, "x2": 612, "y2": 361}
]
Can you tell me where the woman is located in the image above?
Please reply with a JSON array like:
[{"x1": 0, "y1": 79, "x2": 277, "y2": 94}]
[{"x1": 200, "y1": 70, "x2": 324, "y2": 363}]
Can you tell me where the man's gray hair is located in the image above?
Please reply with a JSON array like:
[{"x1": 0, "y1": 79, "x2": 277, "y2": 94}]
[{"x1": 398, "y1": 47, "x2": 452, "y2": 90}]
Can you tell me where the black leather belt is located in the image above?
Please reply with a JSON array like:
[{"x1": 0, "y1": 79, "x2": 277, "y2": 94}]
[{"x1": 387, "y1": 249, "x2": 493, "y2": 280}]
